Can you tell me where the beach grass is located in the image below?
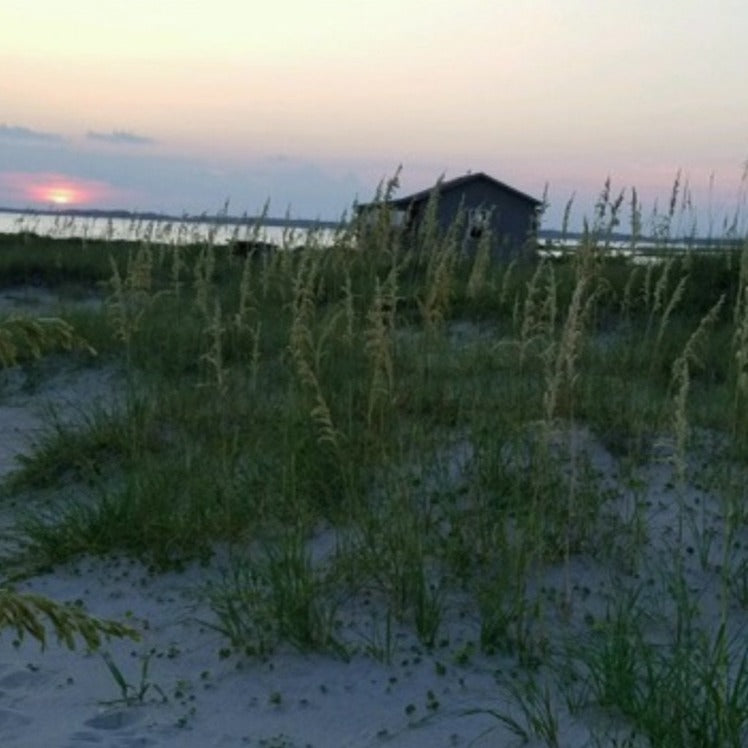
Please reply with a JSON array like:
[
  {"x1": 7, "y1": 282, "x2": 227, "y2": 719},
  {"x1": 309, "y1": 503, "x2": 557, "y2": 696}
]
[{"x1": 1, "y1": 186, "x2": 747, "y2": 745}]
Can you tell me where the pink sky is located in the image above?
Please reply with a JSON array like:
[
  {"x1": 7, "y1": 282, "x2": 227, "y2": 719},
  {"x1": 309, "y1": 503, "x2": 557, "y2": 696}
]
[{"x1": 1, "y1": 0, "x2": 747, "y2": 231}]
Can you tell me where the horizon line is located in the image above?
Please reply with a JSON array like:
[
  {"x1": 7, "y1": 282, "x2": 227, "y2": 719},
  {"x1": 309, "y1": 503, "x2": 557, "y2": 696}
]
[{"x1": 1, "y1": 205, "x2": 744, "y2": 244}]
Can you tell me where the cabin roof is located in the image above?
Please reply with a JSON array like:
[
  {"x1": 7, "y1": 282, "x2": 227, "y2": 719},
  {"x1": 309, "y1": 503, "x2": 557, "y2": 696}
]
[{"x1": 358, "y1": 172, "x2": 542, "y2": 211}]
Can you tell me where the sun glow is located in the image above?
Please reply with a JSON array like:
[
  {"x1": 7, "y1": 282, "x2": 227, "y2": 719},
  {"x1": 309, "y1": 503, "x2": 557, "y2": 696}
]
[
  {"x1": 25, "y1": 179, "x2": 85, "y2": 206},
  {"x1": 0, "y1": 173, "x2": 119, "y2": 207},
  {"x1": 0, "y1": 171, "x2": 132, "y2": 210},
  {"x1": 45, "y1": 185, "x2": 78, "y2": 205}
]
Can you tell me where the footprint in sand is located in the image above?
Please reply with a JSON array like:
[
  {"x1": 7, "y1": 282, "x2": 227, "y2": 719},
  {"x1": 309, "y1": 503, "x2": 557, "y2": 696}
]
[
  {"x1": 0, "y1": 708, "x2": 33, "y2": 730},
  {"x1": 0, "y1": 668, "x2": 51, "y2": 689},
  {"x1": 70, "y1": 710, "x2": 158, "y2": 747},
  {"x1": 67, "y1": 732, "x2": 104, "y2": 744},
  {"x1": 68, "y1": 731, "x2": 158, "y2": 746},
  {"x1": 83, "y1": 708, "x2": 143, "y2": 730}
]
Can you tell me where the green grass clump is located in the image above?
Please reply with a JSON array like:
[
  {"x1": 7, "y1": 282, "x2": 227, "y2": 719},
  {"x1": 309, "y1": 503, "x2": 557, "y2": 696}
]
[{"x1": 0, "y1": 311, "x2": 137, "y2": 651}]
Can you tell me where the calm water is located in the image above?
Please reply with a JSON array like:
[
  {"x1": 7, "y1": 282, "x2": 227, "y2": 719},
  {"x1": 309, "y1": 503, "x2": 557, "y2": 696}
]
[
  {"x1": 0, "y1": 211, "x2": 731, "y2": 266},
  {"x1": 0, "y1": 211, "x2": 339, "y2": 247}
]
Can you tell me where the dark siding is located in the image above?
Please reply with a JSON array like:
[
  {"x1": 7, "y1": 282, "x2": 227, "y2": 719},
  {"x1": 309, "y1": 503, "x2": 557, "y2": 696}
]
[
  {"x1": 410, "y1": 176, "x2": 538, "y2": 261},
  {"x1": 358, "y1": 173, "x2": 540, "y2": 262}
]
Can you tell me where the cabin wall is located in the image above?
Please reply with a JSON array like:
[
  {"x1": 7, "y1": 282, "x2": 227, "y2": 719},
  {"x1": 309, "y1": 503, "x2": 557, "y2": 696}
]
[
  {"x1": 357, "y1": 176, "x2": 541, "y2": 261},
  {"x1": 429, "y1": 181, "x2": 538, "y2": 260}
]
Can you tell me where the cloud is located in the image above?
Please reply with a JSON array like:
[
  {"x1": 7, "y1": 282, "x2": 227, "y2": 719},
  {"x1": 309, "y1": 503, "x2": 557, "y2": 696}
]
[
  {"x1": 86, "y1": 130, "x2": 156, "y2": 146},
  {"x1": 0, "y1": 132, "x2": 370, "y2": 217},
  {"x1": 0, "y1": 124, "x2": 64, "y2": 143}
]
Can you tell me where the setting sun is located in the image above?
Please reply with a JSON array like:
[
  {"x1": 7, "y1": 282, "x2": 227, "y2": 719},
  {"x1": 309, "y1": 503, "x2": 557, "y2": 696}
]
[
  {"x1": 1, "y1": 173, "x2": 117, "y2": 207},
  {"x1": 26, "y1": 179, "x2": 86, "y2": 206},
  {"x1": 45, "y1": 186, "x2": 77, "y2": 205}
]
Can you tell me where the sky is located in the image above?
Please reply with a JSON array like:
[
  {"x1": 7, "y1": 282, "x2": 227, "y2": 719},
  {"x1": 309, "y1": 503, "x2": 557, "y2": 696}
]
[{"x1": 1, "y1": 0, "x2": 747, "y2": 232}]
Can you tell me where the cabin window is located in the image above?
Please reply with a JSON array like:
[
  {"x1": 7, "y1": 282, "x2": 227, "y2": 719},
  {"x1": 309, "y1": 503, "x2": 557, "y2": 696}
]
[
  {"x1": 361, "y1": 207, "x2": 407, "y2": 229},
  {"x1": 391, "y1": 209, "x2": 406, "y2": 228},
  {"x1": 467, "y1": 207, "x2": 490, "y2": 239}
]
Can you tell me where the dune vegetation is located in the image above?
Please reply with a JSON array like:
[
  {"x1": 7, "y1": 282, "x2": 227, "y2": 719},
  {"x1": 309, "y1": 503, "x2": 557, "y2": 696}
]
[{"x1": 1, "y1": 180, "x2": 747, "y2": 746}]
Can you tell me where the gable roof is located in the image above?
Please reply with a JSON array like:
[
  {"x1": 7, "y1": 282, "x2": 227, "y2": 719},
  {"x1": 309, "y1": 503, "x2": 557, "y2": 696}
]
[{"x1": 368, "y1": 172, "x2": 542, "y2": 210}]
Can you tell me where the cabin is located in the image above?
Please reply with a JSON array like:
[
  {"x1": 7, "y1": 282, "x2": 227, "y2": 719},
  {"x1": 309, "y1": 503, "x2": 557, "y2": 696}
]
[{"x1": 357, "y1": 172, "x2": 542, "y2": 261}]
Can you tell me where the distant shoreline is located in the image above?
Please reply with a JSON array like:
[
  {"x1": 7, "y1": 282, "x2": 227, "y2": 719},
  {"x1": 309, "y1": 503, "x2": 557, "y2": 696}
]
[
  {"x1": 0, "y1": 205, "x2": 341, "y2": 230},
  {"x1": 0, "y1": 205, "x2": 743, "y2": 246}
]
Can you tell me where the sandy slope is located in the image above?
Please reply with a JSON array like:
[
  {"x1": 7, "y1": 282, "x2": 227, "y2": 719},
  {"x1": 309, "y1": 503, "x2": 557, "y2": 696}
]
[
  {"x1": 0, "y1": 289, "x2": 746, "y2": 747},
  {"x1": 5, "y1": 555, "x2": 517, "y2": 748},
  {"x1": 0, "y1": 339, "x2": 533, "y2": 747}
]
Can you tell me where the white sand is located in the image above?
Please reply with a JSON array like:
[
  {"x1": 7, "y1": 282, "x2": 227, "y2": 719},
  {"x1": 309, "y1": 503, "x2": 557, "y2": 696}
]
[
  {"x1": 1, "y1": 290, "x2": 746, "y2": 746},
  {"x1": 0, "y1": 339, "x2": 528, "y2": 747}
]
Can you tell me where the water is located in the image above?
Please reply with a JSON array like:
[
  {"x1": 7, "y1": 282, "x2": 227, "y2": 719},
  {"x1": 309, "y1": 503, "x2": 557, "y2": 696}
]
[
  {"x1": 0, "y1": 210, "x2": 340, "y2": 247},
  {"x1": 0, "y1": 210, "x2": 737, "y2": 264}
]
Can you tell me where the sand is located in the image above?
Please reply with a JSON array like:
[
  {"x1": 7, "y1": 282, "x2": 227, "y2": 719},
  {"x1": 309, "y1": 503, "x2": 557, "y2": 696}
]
[
  {"x1": 0, "y1": 309, "x2": 522, "y2": 747},
  {"x1": 1, "y1": 288, "x2": 746, "y2": 747}
]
